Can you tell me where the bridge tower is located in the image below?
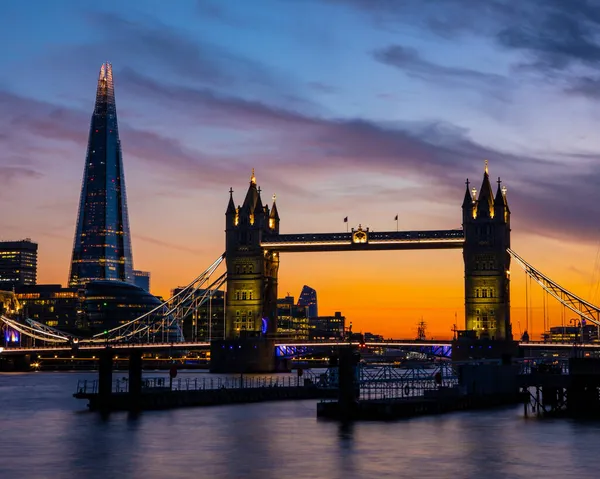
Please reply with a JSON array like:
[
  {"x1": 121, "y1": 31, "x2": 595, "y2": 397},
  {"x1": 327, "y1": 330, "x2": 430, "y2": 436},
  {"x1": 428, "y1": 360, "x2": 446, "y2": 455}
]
[
  {"x1": 462, "y1": 162, "x2": 512, "y2": 341},
  {"x1": 224, "y1": 170, "x2": 280, "y2": 340}
]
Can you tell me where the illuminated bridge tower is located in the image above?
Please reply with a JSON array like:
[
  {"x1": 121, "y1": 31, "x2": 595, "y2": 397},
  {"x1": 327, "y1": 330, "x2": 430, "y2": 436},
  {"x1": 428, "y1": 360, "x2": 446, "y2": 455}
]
[
  {"x1": 224, "y1": 170, "x2": 280, "y2": 339},
  {"x1": 213, "y1": 171, "x2": 280, "y2": 373},
  {"x1": 462, "y1": 163, "x2": 512, "y2": 342},
  {"x1": 69, "y1": 63, "x2": 134, "y2": 286}
]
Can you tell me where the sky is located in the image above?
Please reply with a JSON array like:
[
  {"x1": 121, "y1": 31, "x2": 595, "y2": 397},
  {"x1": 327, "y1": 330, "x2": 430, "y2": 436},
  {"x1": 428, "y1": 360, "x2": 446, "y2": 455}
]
[{"x1": 1, "y1": 0, "x2": 600, "y2": 339}]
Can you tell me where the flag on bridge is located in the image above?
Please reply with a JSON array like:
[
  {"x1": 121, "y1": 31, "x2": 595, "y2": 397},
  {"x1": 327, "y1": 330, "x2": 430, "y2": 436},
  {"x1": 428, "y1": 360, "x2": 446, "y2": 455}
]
[
  {"x1": 394, "y1": 215, "x2": 398, "y2": 221},
  {"x1": 343, "y1": 217, "x2": 348, "y2": 222}
]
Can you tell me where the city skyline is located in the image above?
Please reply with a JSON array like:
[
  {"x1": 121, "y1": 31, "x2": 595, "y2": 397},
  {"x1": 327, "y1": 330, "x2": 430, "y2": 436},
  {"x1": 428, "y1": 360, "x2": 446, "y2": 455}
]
[{"x1": 1, "y1": 1, "x2": 599, "y2": 338}]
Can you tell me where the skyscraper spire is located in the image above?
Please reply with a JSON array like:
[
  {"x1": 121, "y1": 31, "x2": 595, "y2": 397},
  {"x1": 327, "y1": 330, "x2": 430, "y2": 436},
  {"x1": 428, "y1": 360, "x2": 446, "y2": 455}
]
[{"x1": 69, "y1": 63, "x2": 134, "y2": 286}]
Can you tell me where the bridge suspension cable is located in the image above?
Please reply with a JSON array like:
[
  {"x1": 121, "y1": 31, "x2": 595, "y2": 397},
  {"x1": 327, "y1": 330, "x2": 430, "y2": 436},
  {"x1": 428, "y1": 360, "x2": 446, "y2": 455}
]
[
  {"x1": 91, "y1": 253, "x2": 226, "y2": 342},
  {"x1": 508, "y1": 248, "x2": 600, "y2": 327},
  {"x1": 0, "y1": 315, "x2": 70, "y2": 343},
  {"x1": 1, "y1": 253, "x2": 227, "y2": 346}
]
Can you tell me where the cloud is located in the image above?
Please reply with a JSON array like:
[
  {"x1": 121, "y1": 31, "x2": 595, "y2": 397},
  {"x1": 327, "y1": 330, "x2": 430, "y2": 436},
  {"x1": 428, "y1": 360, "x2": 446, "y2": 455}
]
[
  {"x1": 331, "y1": 0, "x2": 600, "y2": 80},
  {"x1": 0, "y1": 89, "x2": 235, "y2": 189},
  {"x1": 307, "y1": 81, "x2": 338, "y2": 94},
  {"x1": 564, "y1": 76, "x2": 600, "y2": 99},
  {"x1": 0, "y1": 166, "x2": 42, "y2": 185},
  {"x1": 373, "y1": 44, "x2": 509, "y2": 96},
  {"x1": 123, "y1": 70, "x2": 600, "y2": 244},
  {"x1": 3, "y1": 62, "x2": 598, "y2": 245},
  {"x1": 136, "y1": 234, "x2": 206, "y2": 256},
  {"x1": 80, "y1": 10, "x2": 287, "y2": 95}
]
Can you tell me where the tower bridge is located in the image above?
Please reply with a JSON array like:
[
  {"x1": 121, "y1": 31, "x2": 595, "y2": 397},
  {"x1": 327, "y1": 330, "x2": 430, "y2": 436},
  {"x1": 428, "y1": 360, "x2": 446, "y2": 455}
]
[
  {"x1": 3, "y1": 163, "x2": 600, "y2": 372},
  {"x1": 223, "y1": 164, "x2": 511, "y2": 347}
]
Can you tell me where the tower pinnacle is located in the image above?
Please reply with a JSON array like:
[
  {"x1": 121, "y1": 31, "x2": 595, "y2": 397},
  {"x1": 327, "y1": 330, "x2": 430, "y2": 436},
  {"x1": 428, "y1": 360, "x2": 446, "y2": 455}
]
[{"x1": 251, "y1": 168, "x2": 256, "y2": 185}]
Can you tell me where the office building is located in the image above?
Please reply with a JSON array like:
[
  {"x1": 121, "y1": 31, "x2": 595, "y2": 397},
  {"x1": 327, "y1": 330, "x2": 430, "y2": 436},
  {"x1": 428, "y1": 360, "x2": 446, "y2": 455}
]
[
  {"x1": 0, "y1": 240, "x2": 37, "y2": 291},
  {"x1": 277, "y1": 295, "x2": 309, "y2": 339},
  {"x1": 69, "y1": 63, "x2": 134, "y2": 286},
  {"x1": 297, "y1": 285, "x2": 318, "y2": 318},
  {"x1": 15, "y1": 285, "x2": 81, "y2": 332},
  {"x1": 309, "y1": 312, "x2": 345, "y2": 340},
  {"x1": 543, "y1": 325, "x2": 598, "y2": 343},
  {"x1": 133, "y1": 270, "x2": 151, "y2": 292}
]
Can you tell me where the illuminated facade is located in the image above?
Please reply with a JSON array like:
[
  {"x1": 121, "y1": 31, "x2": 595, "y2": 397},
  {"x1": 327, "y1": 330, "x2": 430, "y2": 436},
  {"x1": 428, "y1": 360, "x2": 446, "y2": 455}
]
[
  {"x1": 225, "y1": 171, "x2": 280, "y2": 338},
  {"x1": 277, "y1": 295, "x2": 309, "y2": 339},
  {"x1": 15, "y1": 285, "x2": 80, "y2": 332},
  {"x1": 69, "y1": 63, "x2": 134, "y2": 287},
  {"x1": 0, "y1": 240, "x2": 37, "y2": 291},
  {"x1": 462, "y1": 164, "x2": 511, "y2": 340},
  {"x1": 297, "y1": 285, "x2": 318, "y2": 318},
  {"x1": 309, "y1": 312, "x2": 346, "y2": 340}
]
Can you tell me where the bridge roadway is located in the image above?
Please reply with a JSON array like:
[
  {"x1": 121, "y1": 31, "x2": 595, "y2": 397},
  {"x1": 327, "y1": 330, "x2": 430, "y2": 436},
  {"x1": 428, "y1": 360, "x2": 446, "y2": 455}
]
[
  {"x1": 260, "y1": 230, "x2": 465, "y2": 252},
  {"x1": 1, "y1": 339, "x2": 598, "y2": 355}
]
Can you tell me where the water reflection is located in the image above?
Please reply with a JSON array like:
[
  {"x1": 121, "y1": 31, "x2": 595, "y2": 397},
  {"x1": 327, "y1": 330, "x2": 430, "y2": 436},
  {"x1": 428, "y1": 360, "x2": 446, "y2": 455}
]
[{"x1": 1, "y1": 372, "x2": 600, "y2": 478}]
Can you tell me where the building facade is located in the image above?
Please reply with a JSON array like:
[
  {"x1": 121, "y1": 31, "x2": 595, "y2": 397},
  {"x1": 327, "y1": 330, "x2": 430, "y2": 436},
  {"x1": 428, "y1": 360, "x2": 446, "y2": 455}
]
[
  {"x1": 462, "y1": 164, "x2": 511, "y2": 340},
  {"x1": 133, "y1": 270, "x2": 151, "y2": 292},
  {"x1": 69, "y1": 63, "x2": 134, "y2": 287},
  {"x1": 543, "y1": 325, "x2": 598, "y2": 343},
  {"x1": 309, "y1": 312, "x2": 345, "y2": 340},
  {"x1": 225, "y1": 171, "x2": 280, "y2": 338},
  {"x1": 0, "y1": 240, "x2": 37, "y2": 291},
  {"x1": 277, "y1": 295, "x2": 309, "y2": 339},
  {"x1": 297, "y1": 285, "x2": 318, "y2": 318},
  {"x1": 15, "y1": 285, "x2": 81, "y2": 332},
  {"x1": 81, "y1": 280, "x2": 162, "y2": 335}
]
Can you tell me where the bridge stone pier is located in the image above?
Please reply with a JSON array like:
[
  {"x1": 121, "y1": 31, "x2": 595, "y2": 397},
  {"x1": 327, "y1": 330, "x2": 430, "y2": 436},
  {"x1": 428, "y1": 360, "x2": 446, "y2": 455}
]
[{"x1": 210, "y1": 165, "x2": 517, "y2": 373}]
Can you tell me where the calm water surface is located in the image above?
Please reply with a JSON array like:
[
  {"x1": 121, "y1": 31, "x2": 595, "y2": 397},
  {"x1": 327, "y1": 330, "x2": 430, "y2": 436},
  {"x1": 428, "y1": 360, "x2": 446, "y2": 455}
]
[{"x1": 1, "y1": 370, "x2": 599, "y2": 479}]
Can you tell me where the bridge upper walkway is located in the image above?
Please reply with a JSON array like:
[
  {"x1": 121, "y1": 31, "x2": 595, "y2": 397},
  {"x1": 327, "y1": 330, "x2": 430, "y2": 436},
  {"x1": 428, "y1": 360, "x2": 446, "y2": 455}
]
[{"x1": 261, "y1": 229, "x2": 465, "y2": 252}]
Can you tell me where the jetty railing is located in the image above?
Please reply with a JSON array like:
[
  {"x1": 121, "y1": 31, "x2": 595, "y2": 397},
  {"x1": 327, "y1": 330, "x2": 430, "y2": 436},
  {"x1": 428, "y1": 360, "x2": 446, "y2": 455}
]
[
  {"x1": 75, "y1": 371, "x2": 326, "y2": 395},
  {"x1": 357, "y1": 363, "x2": 459, "y2": 401}
]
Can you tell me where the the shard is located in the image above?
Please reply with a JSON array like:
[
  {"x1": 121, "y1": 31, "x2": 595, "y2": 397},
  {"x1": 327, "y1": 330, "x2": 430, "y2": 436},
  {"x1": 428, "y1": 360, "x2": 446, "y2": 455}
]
[{"x1": 69, "y1": 63, "x2": 133, "y2": 286}]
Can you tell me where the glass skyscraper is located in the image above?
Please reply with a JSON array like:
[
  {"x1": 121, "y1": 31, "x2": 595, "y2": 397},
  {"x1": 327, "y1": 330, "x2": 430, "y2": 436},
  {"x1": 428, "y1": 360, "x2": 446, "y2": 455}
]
[
  {"x1": 69, "y1": 63, "x2": 134, "y2": 286},
  {"x1": 297, "y1": 285, "x2": 318, "y2": 318}
]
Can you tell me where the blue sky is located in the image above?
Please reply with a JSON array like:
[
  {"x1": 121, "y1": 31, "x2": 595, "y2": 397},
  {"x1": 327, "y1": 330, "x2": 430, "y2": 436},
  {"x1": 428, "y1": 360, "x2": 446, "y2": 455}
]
[{"x1": 2, "y1": 0, "x2": 600, "y2": 336}]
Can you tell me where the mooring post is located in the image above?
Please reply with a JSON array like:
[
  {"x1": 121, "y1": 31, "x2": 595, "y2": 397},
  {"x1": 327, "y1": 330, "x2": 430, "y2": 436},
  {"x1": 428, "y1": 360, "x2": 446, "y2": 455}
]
[
  {"x1": 98, "y1": 348, "x2": 113, "y2": 403},
  {"x1": 338, "y1": 346, "x2": 360, "y2": 420},
  {"x1": 128, "y1": 350, "x2": 143, "y2": 405}
]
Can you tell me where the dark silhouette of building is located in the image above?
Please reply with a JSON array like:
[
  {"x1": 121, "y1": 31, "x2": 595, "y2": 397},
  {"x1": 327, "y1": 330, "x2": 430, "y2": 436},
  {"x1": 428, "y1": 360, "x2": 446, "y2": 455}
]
[
  {"x1": 133, "y1": 270, "x2": 151, "y2": 292},
  {"x1": 309, "y1": 312, "x2": 345, "y2": 340},
  {"x1": 277, "y1": 295, "x2": 309, "y2": 339},
  {"x1": 15, "y1": 285, "x2": 80, "y2": 332},
  {"x1": 297, "y1": 285, "x2": 318, "y2": 318},
  {"x1": 0, "y1": 240, "x2": 37, "y2": 291},
  {"x1": 82, "y1": 280, "x2": 161, "y2": 335},
  {"x1": 462, "y1": 163, "x2": 511, "y2": 340},
  {"x1": 69, "y1": 63, "x2": 134, "y2": 286},
  {"x1": 225, "y1": 170, "x2": 279, "y2": 338}
]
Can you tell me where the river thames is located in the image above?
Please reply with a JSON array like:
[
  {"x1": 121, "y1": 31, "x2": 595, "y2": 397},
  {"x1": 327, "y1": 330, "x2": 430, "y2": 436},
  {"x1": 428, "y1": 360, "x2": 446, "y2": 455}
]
[{"x1": 1, "y1": 370, "x2": 599, "y2": 478}]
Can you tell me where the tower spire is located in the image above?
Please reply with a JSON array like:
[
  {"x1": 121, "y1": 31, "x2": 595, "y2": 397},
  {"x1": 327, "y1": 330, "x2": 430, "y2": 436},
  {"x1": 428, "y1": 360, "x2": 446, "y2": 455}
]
[{"x1": 476, "y1": 161, "x2": 494, "y2": 218}]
